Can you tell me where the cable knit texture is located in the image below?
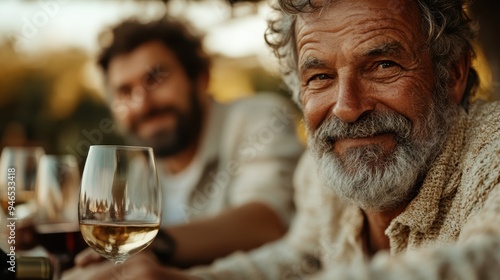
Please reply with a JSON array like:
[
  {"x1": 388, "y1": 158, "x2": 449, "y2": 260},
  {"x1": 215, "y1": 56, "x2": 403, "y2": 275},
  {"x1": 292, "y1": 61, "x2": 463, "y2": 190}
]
[{"x1": 188, "y1": 100, "x2": 500, "y2": 280}]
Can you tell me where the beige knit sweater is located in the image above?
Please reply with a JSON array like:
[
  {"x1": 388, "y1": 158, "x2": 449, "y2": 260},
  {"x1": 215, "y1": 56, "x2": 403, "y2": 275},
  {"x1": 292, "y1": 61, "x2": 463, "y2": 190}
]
[{"x1": 189, "y1": 100, "x2": 500, "y2": 280}]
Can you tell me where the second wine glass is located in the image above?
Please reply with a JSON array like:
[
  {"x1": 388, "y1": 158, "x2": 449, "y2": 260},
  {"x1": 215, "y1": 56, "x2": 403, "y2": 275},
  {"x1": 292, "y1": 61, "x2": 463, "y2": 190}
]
[
  {"x1": 35, "y1": 155, "x2": 87, "y2": 273},
  {"x1": 79, "y1": 145, "x2": 162, "y2": 265},
  {"x1": 0, "y1": 147, "x2": 44, "y2": 224}
]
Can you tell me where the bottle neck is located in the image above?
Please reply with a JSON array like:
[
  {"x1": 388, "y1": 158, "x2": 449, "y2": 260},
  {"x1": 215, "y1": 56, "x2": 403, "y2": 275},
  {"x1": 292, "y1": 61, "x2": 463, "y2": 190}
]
[
  {"x1": 1, "y1": 248, "x2": 53, "y2": 280},
  {"x1": 17, "y1": 257, "x2": 53, "y2": 280}
]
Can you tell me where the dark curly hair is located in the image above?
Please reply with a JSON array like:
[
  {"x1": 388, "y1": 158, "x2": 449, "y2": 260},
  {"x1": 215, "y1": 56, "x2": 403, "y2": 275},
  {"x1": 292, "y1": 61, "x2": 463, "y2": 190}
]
[
  {"x1": 98, "y1": 17, "x2": 210, "y2": 82},
  {"x1": 266, "y1": 0, "x2": 479, "y2": 107}
]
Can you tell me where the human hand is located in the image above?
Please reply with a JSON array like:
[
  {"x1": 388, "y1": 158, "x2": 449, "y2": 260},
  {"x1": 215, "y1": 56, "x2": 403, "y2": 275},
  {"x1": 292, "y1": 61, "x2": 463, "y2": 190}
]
[
  {"x1": 73, "y1": 247, "x2": 105, "y2": 267},
  {"x1": 62, "y1": 252, "x2": 193, "y2": 280},
  {"x1": 62, "y1": 258, "x2": 114, "y2": 280}
]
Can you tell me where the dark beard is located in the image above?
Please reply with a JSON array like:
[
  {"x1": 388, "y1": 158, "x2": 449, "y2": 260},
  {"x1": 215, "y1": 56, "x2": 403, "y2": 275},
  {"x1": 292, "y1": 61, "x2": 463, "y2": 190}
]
[{"x1": 126, "y1": 90, "x2": 203, "y2": 158}]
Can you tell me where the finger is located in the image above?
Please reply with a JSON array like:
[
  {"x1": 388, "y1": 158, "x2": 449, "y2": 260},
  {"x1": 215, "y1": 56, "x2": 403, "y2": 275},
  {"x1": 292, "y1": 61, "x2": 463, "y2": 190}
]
[
  {"x1": 62, "y1": 261, "x2": 114, "y2": 280},
  {"x1": 74, "y1": 248, "x2": 104, "y2": 267},
  {"x1": 107, "y1": 260, "x2": 190, "y2": 280},
  {"x1": 61, "y1": 266, "x2": 89, "y2": 280},
  {"x1": 61, "y1": 266, "x2": 80, "y2": 280},
  {"x1": 136, "y1": 258, "x2": 194, "y2": 280}
]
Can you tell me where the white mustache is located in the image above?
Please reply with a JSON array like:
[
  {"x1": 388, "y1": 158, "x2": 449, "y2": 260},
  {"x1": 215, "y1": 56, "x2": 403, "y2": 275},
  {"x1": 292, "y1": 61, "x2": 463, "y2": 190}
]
[{"x1": 312, "y1": 111, "x2": 412, "y2": 147}]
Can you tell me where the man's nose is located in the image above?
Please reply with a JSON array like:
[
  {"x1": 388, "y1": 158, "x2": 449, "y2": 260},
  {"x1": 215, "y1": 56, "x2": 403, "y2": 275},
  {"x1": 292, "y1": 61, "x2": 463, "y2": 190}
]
[
  {"x1": 332, "y1": 73, "x2": 375, "y2": 123},
  {"x1": 129, "y1": 86, "x2": 151, "y2": 113}
]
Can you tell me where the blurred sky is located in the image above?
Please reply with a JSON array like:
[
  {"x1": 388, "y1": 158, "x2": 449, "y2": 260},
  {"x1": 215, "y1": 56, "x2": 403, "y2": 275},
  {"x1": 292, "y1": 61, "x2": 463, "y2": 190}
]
[{"x1": 0, "y1": 0, "x2": 274, "y2": 60}]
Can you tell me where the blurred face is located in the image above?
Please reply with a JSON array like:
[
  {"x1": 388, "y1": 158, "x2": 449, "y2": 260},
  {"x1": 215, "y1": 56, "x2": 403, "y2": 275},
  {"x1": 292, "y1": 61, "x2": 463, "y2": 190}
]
[
  {"x1": 107, "y1": 41, "x2": 203, "y2": 157},
  {"x1": 296, "y1": 0, "x2": 456, "y2": 210}
]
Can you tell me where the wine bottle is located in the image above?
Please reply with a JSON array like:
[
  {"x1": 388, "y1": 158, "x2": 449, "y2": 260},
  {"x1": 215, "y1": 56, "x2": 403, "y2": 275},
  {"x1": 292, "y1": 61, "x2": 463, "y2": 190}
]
[{"x1": 1, "y1": 248, "x2": 52, "y2": 280}]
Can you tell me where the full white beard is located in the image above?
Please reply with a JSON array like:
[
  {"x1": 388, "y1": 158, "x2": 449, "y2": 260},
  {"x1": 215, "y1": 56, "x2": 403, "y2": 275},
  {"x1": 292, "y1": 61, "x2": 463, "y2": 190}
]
[
  {"x1": 309, "y1": 95, "x2": 455, "y2": 211},
  {"x1": 313, "y1": 140, "x2": 433, "y2": 210}
]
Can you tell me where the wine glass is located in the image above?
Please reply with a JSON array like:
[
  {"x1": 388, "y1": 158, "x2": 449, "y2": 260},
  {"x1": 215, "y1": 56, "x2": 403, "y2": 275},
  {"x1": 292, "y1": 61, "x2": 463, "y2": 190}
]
[
  {"x1": 0, "y1": 147, "x2": 45, "y2": 224},
  {"x1": 34, "y1": 155, "x2": 87, "y2": 273},
  {"x1": 79, "y1": 145, "x2": 161, "y2": 265}
]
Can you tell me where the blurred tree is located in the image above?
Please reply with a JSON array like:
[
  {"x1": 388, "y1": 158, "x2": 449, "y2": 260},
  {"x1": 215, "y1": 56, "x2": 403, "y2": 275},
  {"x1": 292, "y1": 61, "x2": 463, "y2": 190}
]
[{"x1": 0, "y1": 39, "x2": 124, "y2": 164}]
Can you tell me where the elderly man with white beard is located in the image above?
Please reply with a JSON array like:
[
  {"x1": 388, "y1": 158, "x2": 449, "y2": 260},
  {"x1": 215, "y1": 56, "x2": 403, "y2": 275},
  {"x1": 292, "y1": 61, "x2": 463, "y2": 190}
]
[
  {"x1": 66, "y1": 0, "x2": 500, "y2": 279},
  {"x1": 187, "y1": 0, "x2": 500, "y2": 278}
]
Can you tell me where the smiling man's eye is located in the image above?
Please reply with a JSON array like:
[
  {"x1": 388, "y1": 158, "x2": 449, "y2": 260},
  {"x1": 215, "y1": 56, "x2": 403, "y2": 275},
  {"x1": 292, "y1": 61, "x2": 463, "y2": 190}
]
[
  {"x1": 303, "y1": 73, "x2": 334, "y2": 90},
  {"x1": 311, "y1": 74, "x2": 330, "y2": 81},
  {"x1": 379, "y1": 61, "x2": 397, "y2": 69},
  {"x1": 364, "y1": 60, "x2": 403, "y2": 81}
]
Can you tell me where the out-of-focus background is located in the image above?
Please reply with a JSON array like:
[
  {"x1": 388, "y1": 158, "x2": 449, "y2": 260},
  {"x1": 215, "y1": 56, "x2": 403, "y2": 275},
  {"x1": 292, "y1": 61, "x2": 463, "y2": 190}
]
[{"x1": 0, "y1": 0, "x2": 498, "y2": 162}]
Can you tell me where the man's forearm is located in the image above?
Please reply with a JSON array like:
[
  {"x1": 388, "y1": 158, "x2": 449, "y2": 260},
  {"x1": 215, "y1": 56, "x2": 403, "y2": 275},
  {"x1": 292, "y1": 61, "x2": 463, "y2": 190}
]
[{"x1": 164, "y1": 202, "x2": 287, "y2": 267}]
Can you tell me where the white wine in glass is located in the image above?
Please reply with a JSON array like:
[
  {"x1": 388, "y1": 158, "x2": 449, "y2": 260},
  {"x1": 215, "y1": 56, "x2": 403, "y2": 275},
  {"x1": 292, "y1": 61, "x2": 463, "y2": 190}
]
[{"x1": 79, "y1": 145, "x2": 161, "y2": 265}]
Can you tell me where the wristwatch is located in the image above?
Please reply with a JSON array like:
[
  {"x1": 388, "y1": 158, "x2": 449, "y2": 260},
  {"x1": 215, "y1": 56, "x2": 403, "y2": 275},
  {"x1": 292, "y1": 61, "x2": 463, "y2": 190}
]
[{"x1": 151, "y1": 229, "x2": 177, "y2": 264}]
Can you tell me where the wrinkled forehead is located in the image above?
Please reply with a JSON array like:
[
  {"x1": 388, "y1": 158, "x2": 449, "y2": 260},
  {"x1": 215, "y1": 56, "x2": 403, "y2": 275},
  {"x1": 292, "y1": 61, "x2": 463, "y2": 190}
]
[
  {"x1": 295, "y1": 0, "x2": 422, "y2": 35},
  {"x1": 293, "y1": 0, "x2": 424, "y2": 61}
]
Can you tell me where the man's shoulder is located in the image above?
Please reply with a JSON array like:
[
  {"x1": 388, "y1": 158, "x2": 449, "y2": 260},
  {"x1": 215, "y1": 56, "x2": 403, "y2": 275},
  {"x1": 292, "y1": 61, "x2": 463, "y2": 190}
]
[
  {"x1": 462, "y1": 100, "x2": 499, "y2": 154},
  {"x1": 468, "y1": 100, "x2": 500, "y2": 135},
  {"x1": 225, "y1": 93, "x2": 298, "y2": 116},
  {"x1": 468, "y1": 100, "x2": 500, "y2": 128},
  {"x1": 212, "y1": 93, "x2": 303, "y2": 160},
  {"x1": 464, "y1": 100, "x2": 500, "y2": 151},
  {"x1": 459, "y1": 100, "x2": 500, "y2": 212}
]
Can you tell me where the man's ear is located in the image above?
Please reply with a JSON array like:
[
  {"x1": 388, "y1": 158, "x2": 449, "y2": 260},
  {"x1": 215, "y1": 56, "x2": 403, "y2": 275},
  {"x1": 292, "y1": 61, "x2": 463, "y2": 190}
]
[
  {"x1": 195, "y1": 71, "x2": 210, "y2": 98},
  {"x1": 449, "y1": 52, "x2": 471, "y2": 105}
]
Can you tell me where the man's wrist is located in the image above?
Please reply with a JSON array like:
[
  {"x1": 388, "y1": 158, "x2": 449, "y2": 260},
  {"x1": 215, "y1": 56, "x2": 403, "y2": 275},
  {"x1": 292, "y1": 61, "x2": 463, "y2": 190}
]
[{"x1": 152, "y1": 229, "x2": 177, "y2": 264}]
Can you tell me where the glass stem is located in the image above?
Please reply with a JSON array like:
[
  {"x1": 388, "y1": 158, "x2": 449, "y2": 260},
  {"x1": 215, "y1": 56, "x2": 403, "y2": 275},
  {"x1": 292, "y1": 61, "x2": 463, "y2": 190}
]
[{"x1": 114, "y1": 260, "x2": 124, "y2": 266}]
